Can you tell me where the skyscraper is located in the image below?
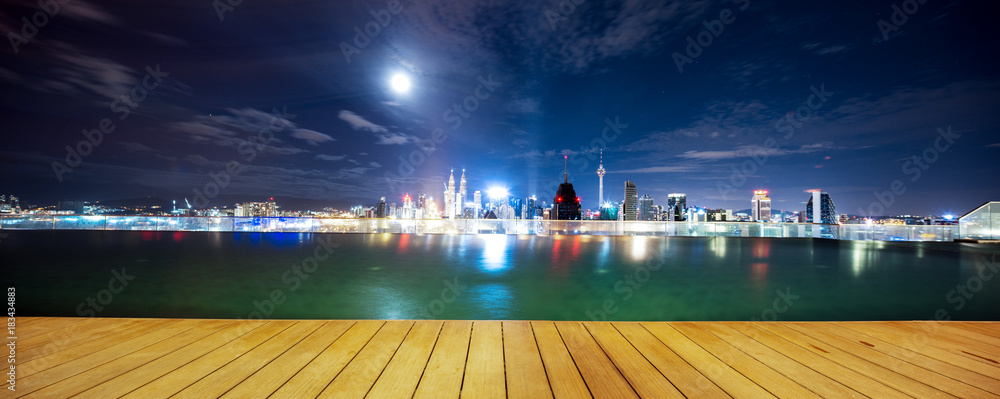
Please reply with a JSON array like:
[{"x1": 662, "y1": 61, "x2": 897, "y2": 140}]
[
  {"x1": 444, "y1": 169, "x2": 456, "y2": 219},
  {"x1": 375, "y1": 197, "x2": 387, "y2": 218},
  {"x1": 806, "y1": 191, "x2": 838, "y2": 224},
  {"x1": 751, "y1": 190, "x2": 771, "y2": 222},
  {"x1": 458, "y1": 169, "x2": 467, "y2": 217},
  {"x1": 623, "y1": 181, "x2": 637, "y2": 221},
  {"x1": 552, "y1": 156, "x2": 581, "y2": 220},
  {"x1": 597, "y1": 149, "x2": 606, "y2": 207},
  {"x1": 473, "y1": 190, "x2": 482, "y2": 218},
  {"x1": 667, "y1": 193, "x2": 686, "y2": 221},
  {"x1": 638, "y1": 194, "x2": 654, "y2": 221}
]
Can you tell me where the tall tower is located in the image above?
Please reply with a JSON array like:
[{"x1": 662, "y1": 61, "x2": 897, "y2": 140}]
[
  {"x1": 446, "y1": 169, "x2": 456, "y2": 218},
  {"x1": 751, "y1": 190, "x2": 771, "y2": 222},
  {"x1": 623, "y1": 181, "x2": 637, "y2": 221},
  {"x1": 458, "y1": 168, "x2": 467, "y2": 217},
  {"x1": 596, "y1": 149, "x2": 606, "y2": 207}
]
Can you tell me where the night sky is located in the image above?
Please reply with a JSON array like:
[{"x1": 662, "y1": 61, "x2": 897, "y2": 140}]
[{"x1": 2, "y1": 0, "x2": 998, "y2": 216}]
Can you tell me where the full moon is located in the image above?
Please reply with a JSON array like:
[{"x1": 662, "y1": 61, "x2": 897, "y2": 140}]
[{"x1": 390, "y1": 74, "x2": 411, "y2": 93}]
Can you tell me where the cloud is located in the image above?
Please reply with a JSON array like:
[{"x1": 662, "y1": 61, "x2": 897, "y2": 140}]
[
  {"x1": 118, "y1": 142, "x2": 157, "y2": 153},
  {"x1": 291, "y1": 129, "x2": 335, "y2": 145},
  {"x1": 508, "y1": 97, "x2": 541, "y2": 114},
  {"x1": 35, "y1": 47, "x2": 136, "y2": 100},
  {"x1": 338, "y1": 110, "x2": 387, "y2": 133},
  {"x1": 315, "y1": 154, "x2": 347, "y2": 162},
  {"x1": 678, "y1": 142, "x2": 835, "y2": 160},
  {"x1": 608, "y1": 165, "x2": 696, "y2": 174},
  {"x1": 988, "y1": 143, "x2": 1000, "y2": 148},
  {"x1": 369, "y1": 162, "x2": 382, "y2": 168},
  {"x1": 800, "y1": 42, "x2": 852, "y2": 56},
  {"x1": 184, "y1": 154, "x2": 210, "y2": 165},
  {"x1": 61, "y1": 1, "x2": 119, "y2": 25}
]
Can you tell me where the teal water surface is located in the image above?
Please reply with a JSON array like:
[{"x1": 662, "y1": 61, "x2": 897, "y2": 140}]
[{"x1": 4, "y1": 230, "x2": 999, "y2": 321}]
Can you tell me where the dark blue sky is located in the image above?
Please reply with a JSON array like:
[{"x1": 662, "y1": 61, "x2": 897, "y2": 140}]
[{"x1": 1, "y1": 0, "x2": 998, "y2": 215}]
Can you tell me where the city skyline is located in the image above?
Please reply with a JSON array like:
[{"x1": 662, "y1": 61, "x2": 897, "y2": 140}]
[{"x1": 1, "y1": 0, "x2": 999, "y2": 216}]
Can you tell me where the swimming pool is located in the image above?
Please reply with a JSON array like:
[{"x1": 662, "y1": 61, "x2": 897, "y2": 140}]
[{"x1": 5, "y1": 230, "x2": 999, "y2": 321}]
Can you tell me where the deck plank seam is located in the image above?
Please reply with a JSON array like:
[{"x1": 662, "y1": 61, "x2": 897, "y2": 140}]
[
  {"x1": 218, "y1": 321, "x2": 330, "y2": 398},
  {"x1": 267, "y1": 320, "x2": 357, "y2": 399},
  {"x1": 526, "y1": 322, "x2": 558, "y2": 399},
  {"x1": 575, "y1": 322, "x2": 641, "y2": 398},
  {"x1": 19, "y1": 318, "x2": 159, "y2": 366},
  {"x1": 455, "y1": 321, "x2": 473, "y2": 399},
  {"x1": 361, "y1": 321, "x2": 417, "y2": 398},
  {"x1": 401, "y1": 321, "x2": 444, "y2": 399},
  {"x1": 313, "y1": 320, "x2": 388, "y2": 397},
  {"x1": 174, "y1": 321, "x2": 300, "y2": 397},
  {"x1": 637, "y1": 322, "x2": 738, "y2": 398},
  {"x1": 500, "y1": 322, "x2": 507, "y2": 399},
  {"x1": 665, "y1": 323, "x2": 778, "y2": 398},
  {"x1": 124, "y1": 321, "x2": 296, "y2": 398},
  {"x1": 818, "y1": 323, "x2": 998, "y2": 398},
  {"x1": 546, "y1": 321, "x2": 595, "y2": 399},
  {"x1": 753, "y1": 323, "x2": 932, "y2": 398},
  {"x1": 608, "y1": 322, "x2": 687, "y2": 398},
  {"x1": 693, "y1": 322, "x2": 826, "y2": 399},
  {"x1": 79, "y1": 320, "x2": 269, "y2": 398},
  {"x1": 17, "y1": 318, "x2": 109, "y2": 352}
]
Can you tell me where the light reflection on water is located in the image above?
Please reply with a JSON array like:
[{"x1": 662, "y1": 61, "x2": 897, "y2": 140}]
[{"x1": 5, "y1": 231, "x2": 1000, "y2": 321}]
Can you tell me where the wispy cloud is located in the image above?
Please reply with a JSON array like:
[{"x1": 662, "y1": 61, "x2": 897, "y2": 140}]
[{"x1": 338, "y1": 110, "x2": 417, "y2": 145}]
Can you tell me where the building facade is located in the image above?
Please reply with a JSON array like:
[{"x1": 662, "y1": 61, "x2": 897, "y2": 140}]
[
  {"x1": 751, "y1": 190, "x2": 771, "y2": 222},
  {"x1": 806, "y1": 191, "x2": 838, "y2": 224},
  {"x1": 623, "y1": 181, "x2": 637, "y2": 221}
]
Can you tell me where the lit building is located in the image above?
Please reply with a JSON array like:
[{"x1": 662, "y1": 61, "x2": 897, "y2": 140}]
[
  {"x1": 806, "y1": 191, "x2": 838, "y2": 224},
  {"x1": 667, "y1": 193, "x2": 686, "y2": 221},
  {"x1": 551, "y1": 156, "x2": 582, "y2": 220},
  {"x1": 444, "y1": 169, "x2": 456, "y2": 219},
  {"x1": 637, "y1": 194, "x2": 655, "y2": 221},
  {"x1": 375, "y1": 197, "x2": 387, "y2": 218},
  {"x1": 623, "y1": 181, "x2": 637, "y2": 221},
  {"x1": 597, "y1": 149, "x2": 606, "y2": 207},
  {"x1": 751, "y1": 190, "x2": 771, "y2": 222},
  {"x1": 458, "y1": 169, "x2": 467, "y2": 217},
  {"x1": 707, "y1": 209, "x2": 733, "y2": 222},
  {"x1": 235, "y1": 199, "x2": 278, "y2": 217}
]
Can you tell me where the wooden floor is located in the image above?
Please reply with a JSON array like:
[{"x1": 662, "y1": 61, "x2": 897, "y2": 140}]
[{"x1": 10, "y1": 318, "x2": 1000, "y2": 398}]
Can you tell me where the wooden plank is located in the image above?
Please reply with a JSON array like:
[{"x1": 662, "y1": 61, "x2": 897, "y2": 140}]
[
  {"x1": 318, "y1": 320, "x2": 414, "y2": 398},
  {"x1": 722, "y1": 322, "x2": 906, "y2": 399},
  {"x1": 17, "y1": 317, "x2": 93, "y2": 340},
  {"x1": 19, "y1": 319, "x2": 174, "y2": 375},
  {"x1": 673, "y1": 322, "x2": 820, "y2": 398},
  {"x1": 367, "y1": 321, "x2": 444, "y2": 399},
  {"x1": 820, "y1": 323, "x2": 1000, "y2": 397},
  {"x1": 787, "y1": 323, "x2": 989, "y2": 398},
  {"x1": 951, "y1": 322, "x2": 1000, "y2": 340},
  {"x1": 839, "y1": 322, "x2": 1000, "y2": 381},
  {"x1": 172, "y1": 321, "x2": 325, "y2": 398},
  {"x1": 642, "y1": 322, "x2": 774, "y2": 399},
  {"x1": 20, "y1": 320, "x2": 234, "y2": 398},
  {"x1": 19, "y1": 318, "x2": 148, "y2": 362},
  {"x1": 219, "y1": 321, "x2": 355, "y2": 398},
  {"x1": 613, "y1": 323, "x2": 728, "y2": 398},
  {"x1": 530, "y1": 321, "x2": 592, "y2": 399},
  {"x1": 698, "y1": 323, "x2": 862, "y2": 398},
  {"x1": 501, "y1": 321, "x2": 553, "y2": 399},
  {"x1": 881, "y1": 322, "x2": 1000, "y2": 363},
  {"x1": 557, "y1": 321, "x2": 637, "y2": 399},
  {"x1": 460, "y1": 321, "x2": 506, "y2": 399},
  {"x1": 120, "y1": 320, "x2": 296, "y2": 398},
  {"x1": 270, "y1": 320, "x2": 384, "y2": 398},
  {"x1": 755, "y1": 323, "x2": 955, "y2": 398},
  {"x1": 585, "y1": 322, "x2": 684, "y2": 398},
  {"x1": 73, "y1": 320, "x2": 269, "y2": 399},
  {"x1": 414, "y1": 321, "x2": 473, "y2": 399},
  {"x1": 934, "y1": 323, "x2": 1000, "y2": 351},
  {"x1": 17, "y1": 318, "x2": 113, "y2": 351}
]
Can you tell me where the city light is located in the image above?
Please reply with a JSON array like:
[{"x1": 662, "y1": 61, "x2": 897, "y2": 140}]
[{"x1": 487, "y1": 187, "x2": 508, "y2": 199}]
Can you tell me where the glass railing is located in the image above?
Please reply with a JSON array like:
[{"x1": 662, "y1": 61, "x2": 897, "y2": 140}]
[{"x1": 0, "y1": 215, "x2": 968, "y2": 241}]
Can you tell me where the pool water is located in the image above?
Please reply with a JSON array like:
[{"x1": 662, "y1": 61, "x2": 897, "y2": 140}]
[{"x1": 4, "y1": 230, "x2": 999, "y2": 321}]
